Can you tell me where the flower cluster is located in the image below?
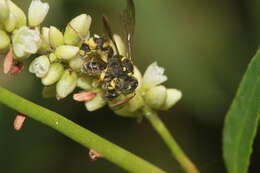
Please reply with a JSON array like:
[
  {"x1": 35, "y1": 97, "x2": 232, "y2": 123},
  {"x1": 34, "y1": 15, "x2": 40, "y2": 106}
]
[{"x1": 0, "y1": 0, "x2": 182, "y2": 117}]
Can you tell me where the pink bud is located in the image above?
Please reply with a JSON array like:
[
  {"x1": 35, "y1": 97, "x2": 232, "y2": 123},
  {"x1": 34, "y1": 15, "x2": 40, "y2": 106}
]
[
  {"x1": 89, "y1": 149, "x2": 102, "y2": 161},
  {"x1": 73, "y1": 92, "x2": 97, "y2": 102},
  {"x1": 14, "y1": 114, "x2": 26, "y2": 131},
  {"x1": 3, "y1": 49, "x2": 13, "y2": 74}
]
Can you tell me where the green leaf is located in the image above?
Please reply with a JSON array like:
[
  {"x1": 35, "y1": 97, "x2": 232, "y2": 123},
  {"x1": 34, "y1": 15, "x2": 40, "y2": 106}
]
[{"x1": 223, "y1": 47, "x2": 260, "y2": 173}]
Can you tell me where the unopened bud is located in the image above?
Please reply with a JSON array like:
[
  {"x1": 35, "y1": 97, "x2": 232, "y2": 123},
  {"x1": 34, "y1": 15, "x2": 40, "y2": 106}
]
[
  {"x1": 29, "y1": 55, "x2": 50, "y2": 78},
  {"x1": 160, "y1": 89, "x2": 182, "y2": 110},
  {"x1": 69, "y1": 56, "x2": 84, "y2": 71},
  {"x1": 144, "y1": 85, "x2": 167, "y2": 110},
  {"x1": 113, "y1": 34, "x2": 126, "y2": 56},
  {"x1": 56, "y1": 70, "x2": 77, "y2": 99},
  {"x1": 55, "y1": 45, "x2": 79, "y2": 60},
  {"x1": 8, "y1": 0, "x2": 26, "y2": 27},
  {"x1": 4, "y1": 13, "x2": 17, "y2": 32},
  {"x1": 77, "y1": 77, "x2": 92, "y2": 90},
  {"x1": 64, "y1": 14, "x2": 91, "y2": 45},
  {"x1": 28, "y1": 0, "x2": 49, "y2": 27},
  {"x1": 0, "y1": 0, "x2": 9, "y2": 22},
  {"x1": 41, "y1": 63, "x2": 64, "y2": 86},
  {"x1": 73, "y1": 92, "x2": 97, "y2": 102},
  {"x1": 41, "y1": 27, "x2": 50, "y2": 43},
  {"x1": 85, "y1": 91, "x2": 106, "y2": 111},
  {"x1": 3, "y1": 48, "x2": 13, "y2": 74},
  {"x1": 0, "y1": 30, "x2": 10, "y2": 53},
  {"x1": 14, "y1": 114, "x2": 26, "y2": 131},
  {"x1": 49, "y1": 26, "x2": 64, "y2": 48}
]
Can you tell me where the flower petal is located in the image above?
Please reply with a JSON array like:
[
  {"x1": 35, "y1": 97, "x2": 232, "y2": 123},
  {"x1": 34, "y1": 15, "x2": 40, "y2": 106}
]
[
  {"x1": 142, "y1": 62, "x2": 168, "y2": 88},
  {"x1": 28, "y1": 0, "x2": 49, "y2": 27}
]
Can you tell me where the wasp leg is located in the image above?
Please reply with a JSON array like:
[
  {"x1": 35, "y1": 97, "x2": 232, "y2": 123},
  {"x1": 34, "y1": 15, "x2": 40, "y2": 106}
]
[{"x1": 110, "y1": 93, "x2": 136, "y2": 107}]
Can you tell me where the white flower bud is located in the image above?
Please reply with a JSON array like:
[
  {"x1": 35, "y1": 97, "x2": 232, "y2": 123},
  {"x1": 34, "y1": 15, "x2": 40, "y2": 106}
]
[
  {"x1": 28, "y1": 0, "x2": 49, "y2": 27},
  {"x1": 56, "y1": 70, "x2": 78, "y2": 99},
  {"x1": 113, "y1": 34, "x2": 126, "y2": 56},
  {"x1": 64, "y1": 14, "x2": 91, "y2": 45},
  {"x1": 85, "y1": 92, "x2": 106, "y2": 112},
  {"x1": 142, "y1": 62, "x2": 168, "y2": 90},
  {"x1": 0, "y1": 30, "x2": 10, "y2": 53},
  {"x1": 160, "y1": 89, "x2": 182, "y2": 110},
  {"x1": 49, "y1": 26, "x2": 64, "y2": 48},
  {"x1": 144, "y1": 85, "x2": 167, "y2": 110},
  {"x1": 8, "y1": 0, "x2": 26, "y2": 27},
  {"x1": 12, "y1": 26, "x2": 41, "y2": 59},
  {"x1": 0, "y1": 0, "x2": 9, "y2": 22},
  {"x1": 55, "y1": 45, "x2": 79, "y2": 60},
  {"x1": 4, "y1": 13, "x2": 17, "y2": 32},
  {"x1": 29, "y1": 55, "x2": 50, "y2": 78},
  {"x1": 77, "y1": 77, "x2": 92, "y2": 90},
  {"x1": 41, "y1": 63, "x2": 64, "y2": 86},
  {"x1": 38, "y1": 27, "x2": 51, "y2": 54},
  {"x1": 69, "y1": 56, "x2": 84, "y2": 71}
]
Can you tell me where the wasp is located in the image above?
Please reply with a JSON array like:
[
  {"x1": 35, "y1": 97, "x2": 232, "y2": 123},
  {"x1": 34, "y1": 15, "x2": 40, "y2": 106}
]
[{"x1": 100, "y1": 0, "x2": 138, "y2": 102}]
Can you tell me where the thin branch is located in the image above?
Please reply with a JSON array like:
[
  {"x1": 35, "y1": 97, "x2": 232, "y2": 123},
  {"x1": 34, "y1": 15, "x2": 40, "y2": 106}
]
[
  {"x1": 143, "y1": 106, "x2": 200, "y2": 173},
  {"x1": 0, "y1": 87, "x2": 166, "y2": 173}
]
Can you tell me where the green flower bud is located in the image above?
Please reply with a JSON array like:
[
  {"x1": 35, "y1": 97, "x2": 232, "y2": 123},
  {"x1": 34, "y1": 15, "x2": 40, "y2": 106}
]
[
  {"x1": 160, "y1": 89, "x2": 182, "y2": 111},
  {"x1": 12, "y1": 26, "x2": 41, "y2": 59},
  {"x1": 77, "y1": 77, "x2": 92, "y2": 90},
  {"x1": 0, "y1": 0, "x2": 9, "y2": 22},
  {"x1": 41, "y1": 63, "x2": 64, "y2": 86},
  {"x1": 48, "y1": 53, "x2": 57, "y2": 63},
  {"x1": 29, "y1": 55, "x2": 50, "y2": 78},
  {"x1": 38, "y1": 27, "x2": 51, "y2": 54},
  {"x1": 64, "y1": 14, "x2": 91, "y2": 45},
  {"x1": 55, "y1": 45, "x2": 79, "y2": 60},
  {"x1": 4, "y1": 13, "x2": 17, "y2": 32},
  {"x1": 69, "y1": 56, "x2": 84, "y2": 71},
  {"x1": 28, "y1": 0, "x2": 49, "y2": 27},
  {"x1": 8, "y1": 0, "x2": 26, "y2": 27},
  {"x1": 56, "y1": 70, "x2": 77, "y2": 99},
  {"x1": 85, "y1": 91, "x2": 106, "y2": 112},
  {"x1": 144, "y1": 85, "x2": 167, "y2": 110},
  {"x1": 41, "y1": 27, "x2": 50, "y2": 43},
  {"x1": 49, "y1": 26, "x2": 64, "y2": 48},
  {"x1": 0, "y1": 30, "x2": 10, "y2": 53}
]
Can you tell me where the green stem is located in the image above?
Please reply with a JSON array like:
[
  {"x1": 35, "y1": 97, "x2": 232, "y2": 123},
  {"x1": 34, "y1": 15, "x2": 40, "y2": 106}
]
[
  {"x1": 0, "y1": 87, "x2": 166, "y2": 173},
  {"x1": 143, "y1": 106, "x2": 200, "y2": 173}
]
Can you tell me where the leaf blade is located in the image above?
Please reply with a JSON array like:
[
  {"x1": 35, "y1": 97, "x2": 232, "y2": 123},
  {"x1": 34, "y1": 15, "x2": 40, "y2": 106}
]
[{"x1": 223, "y1": 48, "x2": 260, "y2": 173}]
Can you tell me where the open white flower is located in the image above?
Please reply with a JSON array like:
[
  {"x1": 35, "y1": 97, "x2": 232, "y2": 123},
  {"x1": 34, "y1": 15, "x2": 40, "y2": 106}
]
[
  {"x1": 28, "y1": 0, "x2": 49, "y2": 27},
  {"x1": 142, "y1": 62, "x2": 168, "y2": 89},
  {"x1": 12, "y1": 26, "x2": 41, "y2": 58}
]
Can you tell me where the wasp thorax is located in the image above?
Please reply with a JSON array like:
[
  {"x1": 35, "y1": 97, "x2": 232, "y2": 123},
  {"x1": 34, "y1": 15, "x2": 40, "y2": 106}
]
[{"x1": 81, "y1": 53, "x2": 107, "y2": 76}]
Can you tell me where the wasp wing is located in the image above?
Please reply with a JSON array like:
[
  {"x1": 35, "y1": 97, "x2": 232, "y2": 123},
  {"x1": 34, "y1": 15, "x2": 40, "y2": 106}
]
[
  {"x1": 120, "y1": 0, "x2": 135, "y2": 60},
  {"x1": 102, "y1": 15, "x2": 120, "y2": 55}
]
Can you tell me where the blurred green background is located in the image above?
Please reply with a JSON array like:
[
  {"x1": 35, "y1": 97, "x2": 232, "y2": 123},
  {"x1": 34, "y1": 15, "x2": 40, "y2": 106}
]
[{"x1": 1, "y1": 0, "x2": 260, "y2": 172}]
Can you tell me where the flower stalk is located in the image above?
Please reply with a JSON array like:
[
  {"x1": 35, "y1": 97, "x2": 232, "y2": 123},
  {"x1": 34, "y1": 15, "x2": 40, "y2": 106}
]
[
  {"x1": 0, "y1": 86, "x2": 166, "y2": 173},
  {"x1": 143, "y1": 106, "x2": 200, "y2": 173}
]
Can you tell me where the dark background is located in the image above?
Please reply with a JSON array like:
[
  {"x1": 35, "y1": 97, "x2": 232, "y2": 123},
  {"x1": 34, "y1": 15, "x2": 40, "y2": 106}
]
[{"x1": 1, "y1": 0, "x2": 260, "y2": 173}]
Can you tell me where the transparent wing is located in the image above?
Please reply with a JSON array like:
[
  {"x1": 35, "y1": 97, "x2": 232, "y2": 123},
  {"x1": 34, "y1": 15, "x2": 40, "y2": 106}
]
[
  {"x1": 120, "y1": 0, "x2": 135, "y2": 59},
  {"x1": 102, "y1": 15, "x2": 120, "y2": 55}
]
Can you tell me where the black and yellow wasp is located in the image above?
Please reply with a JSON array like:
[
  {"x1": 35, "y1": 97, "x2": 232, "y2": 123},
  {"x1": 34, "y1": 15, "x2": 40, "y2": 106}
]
[{"x1": 79, "y1": 0, "x2": 138, "y2": 102}]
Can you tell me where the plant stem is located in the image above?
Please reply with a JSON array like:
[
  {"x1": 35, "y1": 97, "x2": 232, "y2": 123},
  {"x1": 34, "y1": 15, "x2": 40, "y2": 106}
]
[
  {"x1": 143, "y1": 106, "x2": 200, "y2": 173},
  {"x1": 0, "y1": 87, "x2": 166, "y2": 173}
]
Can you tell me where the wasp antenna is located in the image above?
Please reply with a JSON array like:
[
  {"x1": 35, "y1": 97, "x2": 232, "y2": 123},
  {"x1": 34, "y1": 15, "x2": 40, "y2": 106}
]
[{"x1": 102, "y1": 15, "x2": 120, "y2": 55}]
